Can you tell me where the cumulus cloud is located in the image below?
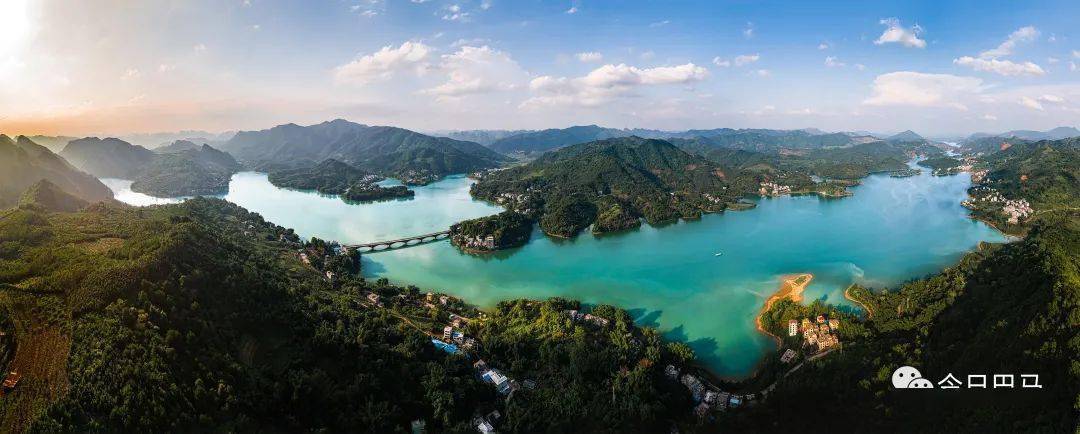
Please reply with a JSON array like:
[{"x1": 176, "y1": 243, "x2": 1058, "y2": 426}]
[
  {"x1": 334, "y1": 41, "x2": 432, "y2": 85},
  {"x1": 752, "y1": 69, "x2": 771, "y2": 77},
  {"x1": 824, "y1": 56, "x2": 845, "y2": 67},
  {"x1": 565, "y1": 6, "x2": 577, "y2": 14},
  {"x1": 522, "y1": 62, "x2": 708, "y2": 108},
  {"x1": 734, "y1": 54, "x2": 759, "y2": 66},
  {"x1": 874, "y1": 18, "x2": 925, "y2": 48},
  {"x1": 743, "y1": 22, "x2": 754, "y2": 39},
  {"x1": 442, "y1": 4, "x2": 469, "y2": 21},
  {"x1": 979, "y1": 26, "x2": 1038, "y2": 58},
  {"x1": 712, "y1": 57, "x2": 730, "y2": 67},
  {"x1": 818, "y1": 43, "x2": 829, "y2": 50},
  {"x1": 863, "y1": 71, "x2": 983, "y2": 110},
  {"x1": 954, "y1": 56, "x2": 1045, "y2": 76},
  {"x1": 420, "y1": 45, "x2": 528, "y2": 99},
  {"x1": 1038, "y1": 94, "x2": 1065, "y2": 103},
  {"x1": 575, "y1": 51, "x2": 603, "y2": 63}
]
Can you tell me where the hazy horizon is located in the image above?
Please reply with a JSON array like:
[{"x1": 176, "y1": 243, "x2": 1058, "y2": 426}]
[{"x1": 2, "y1": 0, "x2": 1079, "y2": 137}]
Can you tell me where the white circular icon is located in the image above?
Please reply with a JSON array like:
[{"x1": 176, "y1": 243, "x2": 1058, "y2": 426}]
[{"x1": 892, "y1": 366, "x2": 926, "y2": 389}]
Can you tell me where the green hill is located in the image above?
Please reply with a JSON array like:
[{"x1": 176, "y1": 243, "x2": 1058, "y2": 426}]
[
  {"x1": 0, "y1": 196, "x2": 696, "y2": 432},
  {"x1": 60, "y1": 137, "x2": 156, "y2": 179},
  {"x1": 17, "y1": 180, "x2": 88, "y2": 212},
  {"x1": 0, "y1": 135, "x2": 113, "y2": 209},
  {"x1": 221, "y1": 119, "x2": 510, "y2": 185},
  {"x1": 472, "y1": 136, "x2": 736, "y2": 237},
  {"x1": 129, "y1": 144, "x2": 242, "y2": 197}
]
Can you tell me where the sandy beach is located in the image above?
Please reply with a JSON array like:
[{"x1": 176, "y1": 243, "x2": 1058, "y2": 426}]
[{"x1": 755, "y1": 273, "x2": 813, "y2": 346}]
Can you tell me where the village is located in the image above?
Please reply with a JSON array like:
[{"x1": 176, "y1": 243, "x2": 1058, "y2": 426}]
[
  {"x1": 758, "y1": 181, "x2": 793, "y2": 197},
  {"x1": 962, "y1": 186, "x2": 1034, "y2": 224},
  {"x1": 789, "y1": 314, "x2": 841, "y2": 353}
]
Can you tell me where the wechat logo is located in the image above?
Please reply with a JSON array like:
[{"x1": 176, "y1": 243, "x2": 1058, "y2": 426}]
[{"x1": 892, "y1": 366, "x2": 934, "y2": 389}]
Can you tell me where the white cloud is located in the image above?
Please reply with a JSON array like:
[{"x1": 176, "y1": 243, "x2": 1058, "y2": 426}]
[
  {"x1": 361, "y1": 9, "x2": 378, "y2": 17},
  {"x1": 954, "y1": 56, "x2": 1045, "y2": 76},
  {"x1": 522, "y1": 62, "x2": 708, "y2": 108},
  {"x1": 565, "y1": 6, "x2": 577, "y2": 14},
  {"x1": 982, "y1": 114, "x2": 998, "y2": 121},
  {"x1": 193, "y1": 43, "x2": 207, "y2": 52},
  {"x1": 575, "y1": 51, "x2": 603, "y2": 63},
  {"x1": 743, "y1": 22, "x2": 754, "y2": 39},
  {"x1": 818, "y1": 43, "x2": 829, "y2": 50},
  {"x1": 451, "y1": 38, "x2": 490, "y2": 48},
  {"x1": 121, "y1": 68, "x2": 141, "y2": 80},
  {"x1": 711, "y1": 57, "x2": 731, "y2": 67},
  {"x1": 480, "y1": 0, "x2": 492, "y2": 10},
  {"x1": 874, "y1": 18, "x2": 926, "y2": 48},
  {"x1": 442, "y1": 4, "x2": 470, "y2": 21},
  {"x1": 855, "y1": 63, "x2": 866, "y2": 71},
  {"x1": 639, "y1": 50, "x2": 655, "y2": 61},
  {"x1": 1018, "y1": 96, "x2": 1043, "y2": 111},
  {"x1": 1073, "y1": 50, "x2": 1080, "y2": 59},
  {"x1": 420, "y1": 45, "x2": 528, "y2": 99},
  {"x1": 1072, "y1": 62, "x2": 1079, "y2": 72},
  {"x1": 1048, "y1": 57, "x2": 1060, "y2": 64},
  {"x1": 1038, "y1": 94, "x2": 1065, "y2": 103},
  {"x1": 649, "y1": 20, "x2": 670, "y2": 28},
  {"x1": 334, "y1": 41, "x2": 432, "y2": 85},
  {"x1": 751, "y1": 69, "x2": 771, "y2": 77},
  {"x1": 734, "y1": 54, "x2": 759, "y2": 66},
  {"x1": 863, "y1": 71, "x2": 984, "y2": 110},
  {"x1": 824, "y1": 56, "x2": 845, "y2": 67},
  {"x1": 157, "y1": 64, "x2": 176, "y2": 73},
  {"x1": 979, "y1": 26, "x2": 1038, "y2": 58}
]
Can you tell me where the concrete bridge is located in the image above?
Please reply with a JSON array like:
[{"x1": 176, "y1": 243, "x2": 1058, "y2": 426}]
[{"x1": 344, "y1": 230, "x2": 451, "y2": 252}]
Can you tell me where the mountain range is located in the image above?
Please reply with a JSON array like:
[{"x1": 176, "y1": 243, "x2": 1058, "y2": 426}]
[
  {"x1": 219, "y1": 119, "x2": 510, "y2": 184},
  {"x1": 60, "y1": 137, "x2": 157, "y2": 179},
  {"x1": 966, "y1": 126, "x2": 1080, "y2": 142},
  {"x1": 0, "y1": 135, "x2": 114, "y2": 208}
]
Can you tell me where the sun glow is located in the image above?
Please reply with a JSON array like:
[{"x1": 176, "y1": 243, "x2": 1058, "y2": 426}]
[{"x1": 0, "y1": 0, "x2": 32, "y2": 57}]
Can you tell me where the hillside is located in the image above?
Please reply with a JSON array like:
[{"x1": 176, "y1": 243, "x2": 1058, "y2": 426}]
[
  {"x1": 129, "y1": 144, "x2": 243, "y2": 197},
  {"x1": 886, "y1": 130, "x2": 925, "y2": 142},
  {"x1": 17, "y1": 180, "x2": 89, "y2": 212},
  {"x1": 669, "y1": 129, "x2": 858, "y2": 154},
  {"x1": 744, "y1": 213, "x2": 1079, "y2": 432},
  {"x1": 488, "y1": 125, "x2": 629, "y2": 155},
  {"x1": 0, "y1": 196, "x2": 698, "y2": 432},
  {"x1": 22, "y1": 136, "x2": 77, "y2": 153},
  {"x1": 153, "y1": 140, "x2": 201, "y2": 154},
  {"x1": 0, "y1": 135, "x2": 113, "y2": 209},
  {"x1": 221, "y1": 119, "x2": 510, "y2": 185},
  {"x1": 60, "y1": 137, "x2": 156, "y2": 179},
  {"x1": 266, "y1": 159, "x2": 413, "y2": 203},
  {"x1": 471, "y1": 136, "x2": 738, "y2": 237}
]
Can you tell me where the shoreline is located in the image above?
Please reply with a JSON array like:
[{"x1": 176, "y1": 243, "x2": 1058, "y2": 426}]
[
  {"x1": 755, "y1": 273, "x2": 814, "y2": 348},
  {"x1": 843, "y1": 285, "x2": 873, "y2": 319}
]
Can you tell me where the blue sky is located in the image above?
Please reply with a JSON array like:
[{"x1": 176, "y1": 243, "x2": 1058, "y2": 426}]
[{"x1": 2, "y1": 0, "x2": 1079, "y2": 136}]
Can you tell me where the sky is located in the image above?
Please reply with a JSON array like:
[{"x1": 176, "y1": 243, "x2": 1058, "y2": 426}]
[{"x1": 1, "y1": 0, "x2": 1079, "y2": 137}]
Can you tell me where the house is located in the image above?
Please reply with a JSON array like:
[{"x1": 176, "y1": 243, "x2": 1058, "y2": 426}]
[
  {"x1": 452, "y1": 331, "x2": 465, "y2": 345},
  {"x1": 665, "y1": 364, "x2": 680, "y2": 379},
  {"x1": 816, "y1": 315, "x2": 826, "y2": 324},
  {"x1": 443, "y1": 326, "x2": 454, "y2": 341},
  {"x1": 462, "y1": 337, "x2": 478, "y2": 350},
  {"x1": 439, "y1": 295, "x2": 450, "y2": 305},
  {"x1": 681, "y1": 374, "x2": 706, "y2": 401},
  {"x1": 800, "y1": 318, "x2": 813, "y2": 331},
  {"x1": 583, "y1": 314, "x2": 609, "y2": 327},
  {"x1": 475, "y1": 418, "x2": 495, "y2": 434},
  {"x1": 704, "y1": 390, "x2": 718, "y2": 404},
  {"x1": 486, "y1": 410, "x2": 502, "y2": 423},
  {"x1": 828, "y1": 318, "x2": 840, "y2": 331},
  {"x1": 366, "y1": 293, "x2": 381, "y2": 305},
  {"x1": 325, "y1": 271, "x2": 335, "y2": 281},
  {"x1": 788, "y1": 319, "x2": 798, "y2": 337},
  {"x1": 780, "y1": 349, "x2": 797, "y2": 363}
]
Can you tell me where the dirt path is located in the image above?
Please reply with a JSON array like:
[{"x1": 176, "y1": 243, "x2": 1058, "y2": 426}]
[
  {"x1": 843, "y1": 285, "x2": 873, "y2": 319},
  {"x1": 755, "y1": 273, "x2": 813, "y2": 347}
]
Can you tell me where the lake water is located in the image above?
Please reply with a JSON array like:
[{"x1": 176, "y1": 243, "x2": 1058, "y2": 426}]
[{"x1": 106, "y1": 169, "x2": 1006, "y2": 378}]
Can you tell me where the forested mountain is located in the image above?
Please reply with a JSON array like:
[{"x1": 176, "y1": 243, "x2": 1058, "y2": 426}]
[
  {"x1": 17, "y1": 180, "x2": 88, "y2": 213},
  {"x1": 60, "y1": 137, "x2": 156, "y2": 179},
  {"x1": 488, "y1": 125, "x2": 630, "y2": 155},
  {"x1": 489, "y1": 125, "x2": 866, "y2": 156},
  {"x1": 968, "y1": 126, "x2": 1080, "y2": 142},
  {"x1": 153, "y1": 139, "x2": 201, "y2": 154},
  {"x1": 472, "y1": 136, "x2": 741, "y2": 237},
  {"x1": 129, "y1": 144, "x2": 243, "y2": 197},
  {"x1": 885, "y1": 129, "x2": 925, "y2": 142},
  {"x1": 22, "y1": 135, "x2": 77, "y2": 153},
  {"x1": 746, "y1": 213, "x2": 1079, "y2": 432},
  {"x1": 220, "y1": 119, "x2": 510, "y2": 184},
  {"x1": 0, "y1": 135, "x2": 113, "y2": 209},
  {"x1": 0, "y1": 195, "x2": 697, "y2": 432},
  {"x1": 437, "y1": 129, "x2": 532, "y2": 145}
]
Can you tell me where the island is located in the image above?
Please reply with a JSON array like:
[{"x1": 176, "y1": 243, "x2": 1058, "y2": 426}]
[
  {"x1": 449, "y1": 211, "x2": 532, "y2": 252},
  {"x1": 266, "y1": 158, "x2": 415, "y2": 203},
  {"x1": 130, "y1": 144, "x2": 242, "y2": 197}
]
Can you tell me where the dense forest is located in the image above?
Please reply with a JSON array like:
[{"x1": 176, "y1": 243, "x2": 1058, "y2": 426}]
[
  {"x1": 220, "y1": 119, "x2": 510, "y2": 185},
  {"x1": 130, "y1": 144, "x2": 243, "y2": 197},
  {"x1": 449, "y1": 211, "x2": 533, "y2": 252},
  {"x1": 0, "y1": 135, "x2": 113, "y2": 209},
  {"x1": 266, "y1": 159, "x2": 415, "y2": 203},
  {"x1": 0, "y1": 194, "x2": 701, "y2": 432}
]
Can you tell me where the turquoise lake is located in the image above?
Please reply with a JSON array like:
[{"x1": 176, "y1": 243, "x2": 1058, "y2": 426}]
[{"x1": 106, "y1": 169, "x2": 1007, "y2": 378}]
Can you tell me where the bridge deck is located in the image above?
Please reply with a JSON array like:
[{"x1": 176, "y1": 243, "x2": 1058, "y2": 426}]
[{"x1": 343, "y1": 229, "x2": 450, "y2": 250}]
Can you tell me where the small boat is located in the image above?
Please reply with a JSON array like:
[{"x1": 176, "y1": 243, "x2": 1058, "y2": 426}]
[{"x1": 714, "y1": 252, "x2": 723, "y2": 257}]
